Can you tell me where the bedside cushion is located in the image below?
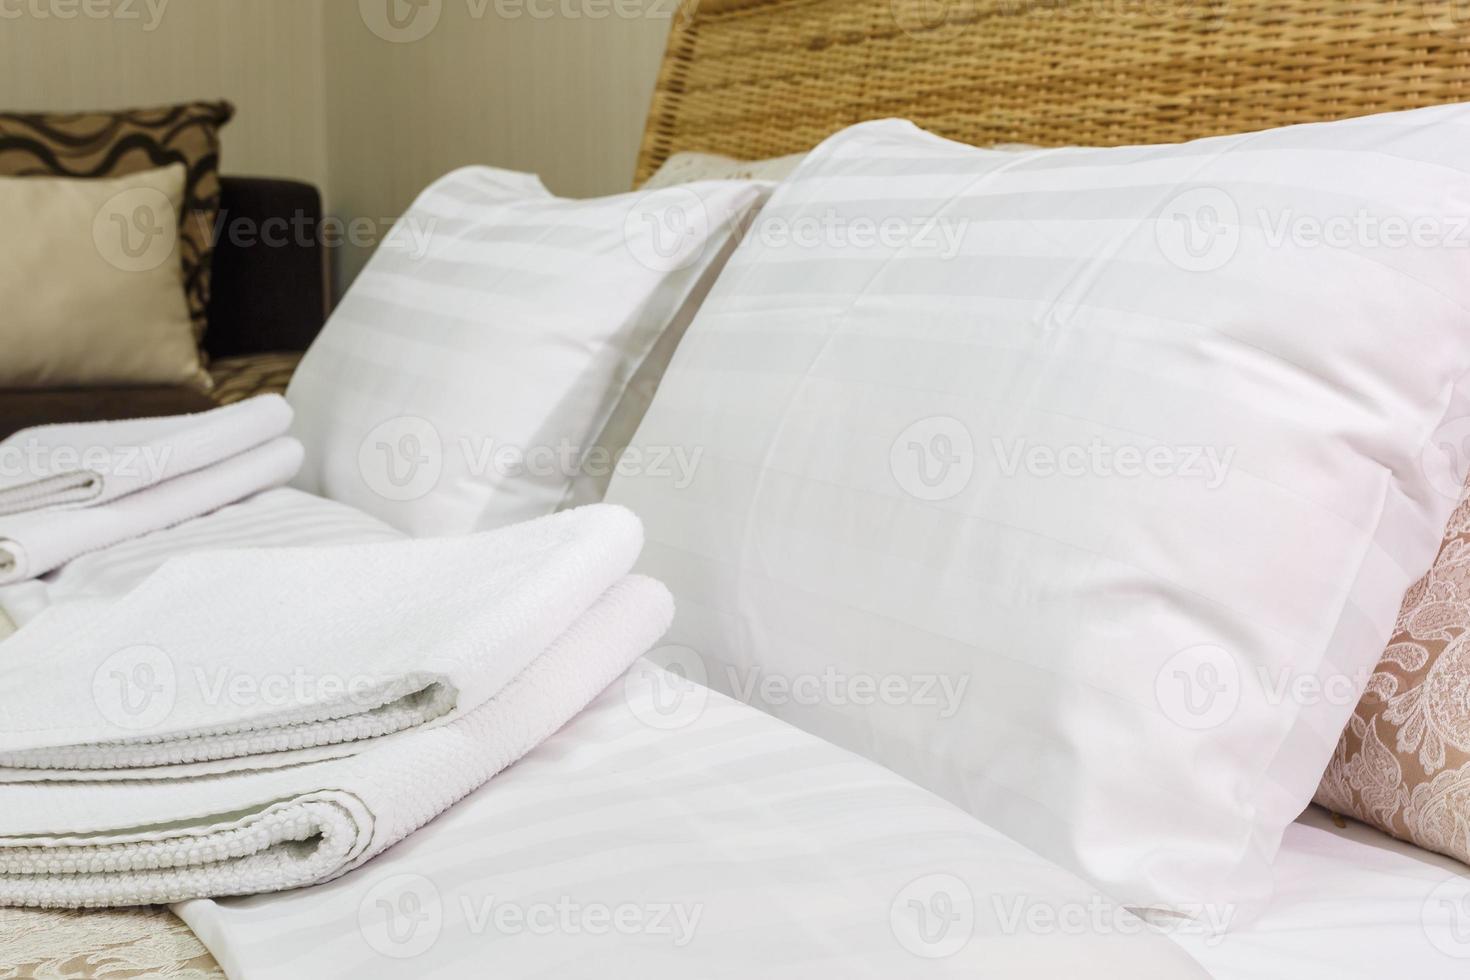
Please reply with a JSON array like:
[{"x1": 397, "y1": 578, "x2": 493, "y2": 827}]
[
  {"x1": 0, "y1": 100, "x2": 234, "y2": 351},
  {"x1": 0, "y1": 166, "x2": 206, "y2": 390}
]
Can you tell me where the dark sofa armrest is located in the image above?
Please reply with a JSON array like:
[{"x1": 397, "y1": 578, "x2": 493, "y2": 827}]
[{"x1": 204, "y1": 176, "x2": 329, "y2": 360}]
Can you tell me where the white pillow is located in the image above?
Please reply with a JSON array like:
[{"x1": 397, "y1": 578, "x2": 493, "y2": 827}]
[
  {"x1": 607, "y1": 108, "x2": 1470, "y2": 919},
  {"x1": 641, "y1": 151, "x2": 809, "y2": 189},
  {"x1": 287, "y1": 167, "x2": 767, "y2": 535},
  {"x1": 640, "y1": 144, "x2": 1040, "y2": 190}
]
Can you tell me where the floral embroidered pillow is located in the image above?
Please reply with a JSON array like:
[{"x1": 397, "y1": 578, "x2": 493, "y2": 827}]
[{"x1": 1316, "y1": 490, "x2": 1470, "y2": 865}]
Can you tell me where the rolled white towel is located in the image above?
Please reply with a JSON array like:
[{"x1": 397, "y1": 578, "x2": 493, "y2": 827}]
[
  {"x1": 0, "y1": 437, "x2": 303, "y2": 586},
  {"x1": 0, "y1": 395, "x2": 292, "y2": 516}
]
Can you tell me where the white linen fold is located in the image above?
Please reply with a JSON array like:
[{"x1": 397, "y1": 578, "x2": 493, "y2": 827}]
[
  {"x1": 0, "y1": 575, "x2": 672, "y2": 908},
  {"x1": 0, "y1": 437, "x2": 303, "y2": 586},
  {"x1": 0, "y1": 395, "x2": 292, "y2": 516},
  {"x1": 0, "y1": 505, "x2": 672, "y2": 908}
]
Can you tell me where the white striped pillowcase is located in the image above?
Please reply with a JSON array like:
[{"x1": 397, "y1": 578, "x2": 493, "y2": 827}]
[
  {"x1": 607, "y1": 106, "x2": 1470, "y2": 919},
  {"x1": 287, "y1": 167, "x2": 768, "y2": 536}
]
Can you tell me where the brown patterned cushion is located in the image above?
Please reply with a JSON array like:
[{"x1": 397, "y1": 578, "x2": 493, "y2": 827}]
[
  {"x1": 0, "y1": 101, "x2": 234, "y2": 352},
  {"x1": 207, "y1": 351, "x2": 303, "y2": 406},
  {"x1": 1317, "y1": 488, "x2": 1470, "y2": 866}
]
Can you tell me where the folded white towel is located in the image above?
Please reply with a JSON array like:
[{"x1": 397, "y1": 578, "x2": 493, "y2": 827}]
[
  {"x1": 0, "y1": 437, "x2": 303, "y2": 586},
  {"x1": 0, "y1": 395, "x2": 292, "y2": 516},
  {"x1": 0, "y1": 504, "x2": 670, "y2": 907},
  {"x1": 0, "y1": 574, "x2": 672, "y2": 907},
  {"x1": 0, "y1": 504, "x2": 644, "y2": 768}
]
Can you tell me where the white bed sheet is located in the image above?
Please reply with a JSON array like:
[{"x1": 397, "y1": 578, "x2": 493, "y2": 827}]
[
  {"x1": 1176, "y1": 805, "x2": 1470, "y2": 979},
  {"x1": 176, "y1": 675, "x2": 1205, "y2": 979}
]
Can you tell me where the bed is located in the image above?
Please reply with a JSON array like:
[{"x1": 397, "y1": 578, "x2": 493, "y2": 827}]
[
  {"x1": 6, "y1": 0, "x2": 1470, "y2": 975},
  {"x1": 1, "y1": 487, "x2": 1466, "y2": 978}
]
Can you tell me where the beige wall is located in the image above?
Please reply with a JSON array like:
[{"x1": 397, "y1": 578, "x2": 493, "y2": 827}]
[
  {"x1": 0, "y1": 0, "x2": 675, "y2": 292},
  {"x1": 322, "y1": 0, "x2": 673, "y2": 286},
  {"x1": 0, "y1": 0, "x2": 330, "y2": 191}
]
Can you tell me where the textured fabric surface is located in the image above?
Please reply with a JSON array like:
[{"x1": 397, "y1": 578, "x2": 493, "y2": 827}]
[
  {"x1": 0, "y1": 167, "x2": 205, "y2": 390},
  {"x1": 0, "y1": 395, "x2": 291, "y2": 516},
  {"x1": 1174, "y1": 805, "x2": 1470, "y2": 979},
  {"x1": 0, "y1": 101, "x2": 234, "y2": 350},
  {"x1": 176, "y1": 666, "x2": 1211, "y2": 980},
  {"x1": 0, "y1": 437, "x2": 302, "y2": 586},
  {"x1": 286, "y1": 166, "x2": 768, "y2": 536},
  {"x1": 0, "y1": 488, "x2": 401, "y2": 627},
  {"x1": 0, "y1": 906, "x2": 220, "y2": 979},
  {"x1": 207, "y1": 352, "x2": 303, "y2": 406},
  {"x1": 1317, "y1": 480, "x2": 1470, "y2": 867},
  {"x1": 0, "y1": 505, "x2": 642, "y2": 770},
  {"x1": 608, "y1": 107, "x2": 1470, "y2": 917},
  {"x1": 0, "y1": 488, "x2": 399, "y2": 971},
  {"x1": 0, "y1": 573, "x2": 670, "y2": 908}
]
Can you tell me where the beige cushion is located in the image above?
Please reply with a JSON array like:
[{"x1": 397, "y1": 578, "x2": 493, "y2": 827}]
[
  {"x1": 1317, "y1": 485, "x2": 1470, "y2": 867},
  {"x1": 0, "y1": 165, "x2": 206, "y2": 390},
  {"x1": 0, "y1": 101, "x2": 236, "y2": 350}
]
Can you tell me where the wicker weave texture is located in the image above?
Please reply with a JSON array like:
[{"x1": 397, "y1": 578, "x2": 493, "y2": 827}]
[{"x1": 636, "y1": 0, "x2": 1470, "y2": 184}]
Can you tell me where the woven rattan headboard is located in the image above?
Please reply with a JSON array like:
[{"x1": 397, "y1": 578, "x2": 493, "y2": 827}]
[{"x1": 635, "y1": 0, "x2": 1470, "y2": 184}]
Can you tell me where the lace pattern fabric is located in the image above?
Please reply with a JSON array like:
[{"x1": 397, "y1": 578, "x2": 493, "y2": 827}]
[
  {"x1": 0, "y1": 907, "x2": 221, "y2": 979},
  {"x1": 1317, "y1": 490, "x2": 1470, "y2": 866}
]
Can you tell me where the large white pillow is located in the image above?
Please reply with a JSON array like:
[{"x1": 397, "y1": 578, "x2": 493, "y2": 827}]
[
  {"x1": 287, "y1": 167, "x2": 766, "y2": 535},
  {"x1": 607, "y1": 107, "x2": 1470, "y2": 919}
]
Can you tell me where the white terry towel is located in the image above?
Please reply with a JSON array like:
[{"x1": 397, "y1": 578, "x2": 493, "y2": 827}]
[
  {"x1": 0, "y1": 395, "x2": 292, "y2": 516},
  {"x1": 0, "y1": 506, "x2": 672, "y2": 908},
  {"x1": 0, "y1": 437, "x2": 303, "y2": 586}
]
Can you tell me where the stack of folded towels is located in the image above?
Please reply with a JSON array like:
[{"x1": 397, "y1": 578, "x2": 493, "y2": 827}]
[
  {"x1": 0, "y1": 395, "x2": 301, "y2": 585},
  {"x1": 0, "y1": 503, "x2": 671, "y2": 908}
]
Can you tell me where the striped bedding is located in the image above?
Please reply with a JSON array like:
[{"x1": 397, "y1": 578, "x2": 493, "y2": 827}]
[
  {"x1": 177, "y1": 668, "x2": 1207, "y2": 979},
  {"x1": 0, "y1": 488, "x2": 1207, "y2": 978}
]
